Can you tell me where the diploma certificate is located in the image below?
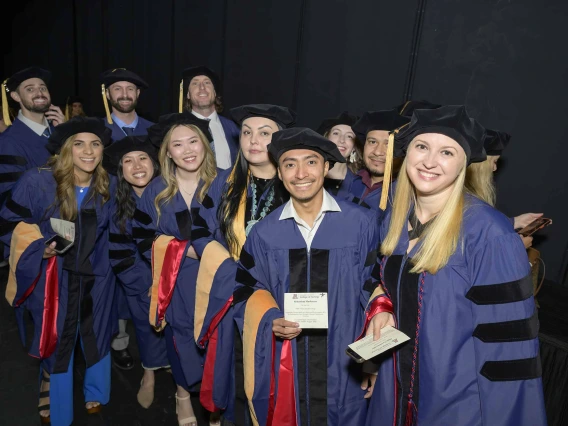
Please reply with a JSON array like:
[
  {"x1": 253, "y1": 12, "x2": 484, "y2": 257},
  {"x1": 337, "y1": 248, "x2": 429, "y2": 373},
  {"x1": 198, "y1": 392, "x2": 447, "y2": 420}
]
[{"x1": 284, "y1": 292, "x2": 328, "y2": 329}]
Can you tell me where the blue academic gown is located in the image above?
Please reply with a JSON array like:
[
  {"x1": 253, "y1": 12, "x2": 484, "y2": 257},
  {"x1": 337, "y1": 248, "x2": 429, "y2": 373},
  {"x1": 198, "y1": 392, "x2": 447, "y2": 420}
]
[
  {"x1": 191, "y1": 168, "x2": 288, "y2": 424},
  {"x1": 132, "y1": 177, "x2": 204, "y2": 389},
  {"x1": 348, "y1": 173, "x2": 382, "y2": 210},
  {"x1": 108, "y1": 192, "x2": 169, "y2": 369},
  {"x1": 0, "y1": 167, "x2": 116, "y2": 369},
  {"x1": 0, "y1": 118, "x2": 53, "y2": 259},
  {"x1": 232, "y1": 198, "x2": 381, "y2": 426},
  {"x1": 324, "y1": 168, "x2": 357, "y2": 200},
  {"x1": 219, "y1": 115, "x2": 240, "y2": 165},
  {"x1": 105, "y1": 114, "x2": 154, "y2": 322},
  {"x1": 365, "y1": 195, "x2": 547, "y2": 426},
  {"x1": 105, "y1": 115, "x2": 154, "y2": 143}
]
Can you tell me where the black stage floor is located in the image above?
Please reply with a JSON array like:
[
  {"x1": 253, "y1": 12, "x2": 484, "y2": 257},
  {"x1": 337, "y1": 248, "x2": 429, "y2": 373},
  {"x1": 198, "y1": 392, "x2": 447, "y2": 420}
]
[{"x1": 1, "y1": 264, "x2": 567, "y2": 426}]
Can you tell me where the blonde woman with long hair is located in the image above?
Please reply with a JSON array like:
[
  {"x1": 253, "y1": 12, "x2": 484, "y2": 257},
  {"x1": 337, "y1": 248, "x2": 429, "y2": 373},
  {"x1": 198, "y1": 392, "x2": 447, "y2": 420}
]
[
  {"x1": 365, "y1": 106, "x2": 546, "y2": 426},
  {"x1": 132, "y1": 112, "x2": 217, "y2": 426},
  {"x1": 0, "y1": 117, "x2": 114, "y2": 426},
  {"x1": 465, "y1": 129, "x2": 544, "y2": 248}
]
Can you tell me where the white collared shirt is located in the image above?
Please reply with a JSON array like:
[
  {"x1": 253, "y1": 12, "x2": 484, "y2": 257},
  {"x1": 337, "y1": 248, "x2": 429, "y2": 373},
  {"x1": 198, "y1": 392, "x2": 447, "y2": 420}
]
[
  {"x1": 17, "y1": 110, "x2": 49, "y2": 137},
  {"x1": 279, "y1": 189, "x2": 342, "y2": 251},
  {"x1": 192, "y1": 110, "x2": 232, "y2": 170}
]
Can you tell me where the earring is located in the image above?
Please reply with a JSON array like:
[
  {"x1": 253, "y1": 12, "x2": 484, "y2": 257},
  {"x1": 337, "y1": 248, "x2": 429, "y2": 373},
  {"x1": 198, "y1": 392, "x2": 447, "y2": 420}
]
[{"x1": 349, "y1": 151, "x2": 357, "y2": 163}]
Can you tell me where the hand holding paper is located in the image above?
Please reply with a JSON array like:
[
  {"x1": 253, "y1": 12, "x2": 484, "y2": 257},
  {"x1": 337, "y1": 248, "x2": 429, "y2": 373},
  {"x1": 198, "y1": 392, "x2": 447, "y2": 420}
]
[{"x1": 347, "y1": 326, "x2": 410, "y2": 363}]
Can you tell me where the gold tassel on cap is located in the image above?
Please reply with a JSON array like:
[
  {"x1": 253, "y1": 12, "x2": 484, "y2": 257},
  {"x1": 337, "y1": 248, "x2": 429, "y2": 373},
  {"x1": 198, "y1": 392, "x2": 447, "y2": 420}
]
[
  {"x1": 2, "y1": 79, "x2": 12, "y2": 126},
  {"x1": 379, "y1": 132, "x2": 395, "y2": 211},
  {"x1": 179, "y1": 79, "x2": 183, "y2": 113},
  {"x1": 399, "y1": 100, "x2": 411, "y2": 116},
  {"x1": 101, "y1": 84, "x2": 113, "y2": 124},
  {"x1": 64, "y1": 96, "x2": 70, "y2": 121}
]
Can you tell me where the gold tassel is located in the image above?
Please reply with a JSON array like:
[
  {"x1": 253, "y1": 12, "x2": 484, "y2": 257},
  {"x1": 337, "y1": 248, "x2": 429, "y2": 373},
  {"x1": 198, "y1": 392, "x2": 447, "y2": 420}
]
[
  {"x1": 379, "y1": 132, "x2": 395, "y2": 211},
  {"x1": 64, "y1": 96, "x2": 70, "y2": 121},
  {"x1": 2, "y1": 79, "x2": 12, "y2": 126},
  {"x1": 179, "y1": 79, "x2": 183, "y2": 113},
  {"x1": 225, "y1": 154, "x2": 247, "y2": 259},
  {"x1": 101, "y1": 84, "x2": 112, "y2": 124},
  {"x1": 399, "y1": 100, "x2": 411, "y2": 116}
]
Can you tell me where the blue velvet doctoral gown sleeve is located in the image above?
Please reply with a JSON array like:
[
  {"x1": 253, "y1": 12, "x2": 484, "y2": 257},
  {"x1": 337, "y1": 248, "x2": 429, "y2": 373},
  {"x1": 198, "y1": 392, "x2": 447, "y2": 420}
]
[
  {"x1": 109, "y1": 191, "x2": 168, "y2": 369},
  {"x1": 109, "y1": 195, "x2": 152, "y2": 296}
]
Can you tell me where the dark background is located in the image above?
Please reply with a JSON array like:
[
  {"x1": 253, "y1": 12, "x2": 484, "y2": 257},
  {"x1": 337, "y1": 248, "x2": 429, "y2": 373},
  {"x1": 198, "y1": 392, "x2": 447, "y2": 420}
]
[{"x1": 2, "y1": 0, "x2": 567, "y2": 285}]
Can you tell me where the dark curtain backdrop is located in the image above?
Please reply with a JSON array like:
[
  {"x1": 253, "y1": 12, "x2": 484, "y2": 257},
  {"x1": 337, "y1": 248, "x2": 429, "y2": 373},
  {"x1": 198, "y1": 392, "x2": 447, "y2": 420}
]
[{"x1": 3, "y1": 0, "x2": 567, "y2": 284}]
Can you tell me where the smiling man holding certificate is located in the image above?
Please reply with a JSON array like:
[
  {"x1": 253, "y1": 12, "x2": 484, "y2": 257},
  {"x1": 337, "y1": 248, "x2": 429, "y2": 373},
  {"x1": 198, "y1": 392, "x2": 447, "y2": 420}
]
[{"x1": 232, "y1": 128, "x2": 392, "y2": 426}]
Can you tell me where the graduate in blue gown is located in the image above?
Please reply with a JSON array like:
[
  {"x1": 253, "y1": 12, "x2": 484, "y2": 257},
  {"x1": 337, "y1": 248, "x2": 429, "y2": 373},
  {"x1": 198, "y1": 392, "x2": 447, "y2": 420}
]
[
  {"x1": 190, "y1": 104, "x2": 295, "y2": 425},
  {"x1": 317, "y1": 111, "x2": 361, "y2": 199},
  {"x1": 100, "y1": 68, "x2": 154, "y2": 142},
  {"x1": 100, "y1": 68, "x2": 155, "y2": 369},
  {"x1": 465, "y1": 128, "x2": 545, "y2": 249},
  {"x1": 232, "y1": 128, "x2": 386, "y2": 426},
  {"x1": 365, "y1": 106, "x2": 547, "y2": 426},
  {"x1": 0, "y1": 117, "x2": 115, "y2": 426},
  {"x1": 104, "y1": 135, "x2": 170, "y2": 409},
  {"x1": 133, "y1": 111, "x2": 218, "y2": 426},
  {"x1": 180, "y1": 66, "x2": 240, "y2": 168},
  {"x1": 0, "y1": 67, "x2": 67, "y2": 259},
  {"x1": 349, "y1": 110, "x2": 409, "y2": 214}
]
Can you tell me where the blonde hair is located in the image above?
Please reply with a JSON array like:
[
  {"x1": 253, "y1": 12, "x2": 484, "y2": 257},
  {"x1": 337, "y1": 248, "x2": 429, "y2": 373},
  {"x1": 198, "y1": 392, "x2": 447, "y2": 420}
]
[
  {"x1": 154, "y1": 124, "x2": 217, "y2": 219},
  {"x1": 465, "y1": 156, "x2": 496, "y2": 206},
  {"x1": 46, "y1": 134, "x2": 110, "y2": 221},
  {"x1": 381, "y1": 152, "x2": 467, "y2": 274}
]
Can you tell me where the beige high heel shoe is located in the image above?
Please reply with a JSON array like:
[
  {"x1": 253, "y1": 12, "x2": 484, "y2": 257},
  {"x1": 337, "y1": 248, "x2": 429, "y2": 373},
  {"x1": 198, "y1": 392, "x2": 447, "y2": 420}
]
[
  {"x1": 175, "y1": 393, "x2": 197, "y2": 426},
  {"x1": 137, "y1": 378, "x2": 154, "y2": 409}
]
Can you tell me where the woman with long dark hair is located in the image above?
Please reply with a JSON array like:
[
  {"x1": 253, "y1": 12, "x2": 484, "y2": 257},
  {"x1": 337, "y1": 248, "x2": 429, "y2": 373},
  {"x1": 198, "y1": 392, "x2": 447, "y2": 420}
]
[
  {"x1": 104, "y1": 135, "x2": 169, "y2": 409},
  {"x1": 0, "y1": 117, "x2": 115, "y2": 426},
  {"x1": 191, "y1": 104, "x2": 295, "y2": 425},
  {"x1": 317, "y1": 111, "x2": 362, "y2": 197},
  {"x1": 132, "y1": 112, "x2": 217, "y2": 426},
  {"x1": 365, "y1": 106, "x2": 546, "y2": 425}
]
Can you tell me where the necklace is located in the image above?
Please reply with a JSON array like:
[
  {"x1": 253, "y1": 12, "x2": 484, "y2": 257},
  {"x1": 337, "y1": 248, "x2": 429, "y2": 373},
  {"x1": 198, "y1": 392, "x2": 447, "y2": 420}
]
[
  {"x1": 245, "y1": 179, "x2": 275, "y2": 236},
  {"x1": 179, "y1": 185, "x2": 195, "y2": 197},
  {"x1": 77, "y1": 186, "x2": 89, "y2": 193}
]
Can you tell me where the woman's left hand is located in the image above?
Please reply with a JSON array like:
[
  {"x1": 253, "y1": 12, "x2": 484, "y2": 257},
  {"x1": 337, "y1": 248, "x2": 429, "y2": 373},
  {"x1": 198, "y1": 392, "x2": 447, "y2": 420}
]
[{"x1": 366, "y1": 311, "x2": 395, "y2": 341}]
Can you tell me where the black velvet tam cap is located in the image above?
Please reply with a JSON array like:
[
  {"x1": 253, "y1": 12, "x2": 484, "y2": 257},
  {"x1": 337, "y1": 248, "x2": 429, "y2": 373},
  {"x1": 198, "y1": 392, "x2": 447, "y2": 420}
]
[
  {"x1": 352, "y1": 109, "x2": 410, "y2": 141},
  {"x1": 394, "y1": 105, "x2": 486, "y2": 165},
  {"x1": 182, "y1": 66, "x2": 221, "y2": 93},
  {"x1": 484, "y1": 129, "x2": 511, "y2": 156},
  {"x1": 268, "y1": 127, "x2": 346, "y2": 167},
  {"x1": 230, "y1": 104, "x2": 297, "y2": 129},
  {"x1": 146, "y1": 112, "x2": 213, "y2": 148},
  {"x1": 316, "y1": 111, "x2": 359, "y2": 135},
  {"x1": 5, "y1": 67, "x2": 52, "y2": 91},
  {"x1": 67, "y1": 96, "x2": 83, "y2": 105},
  {"x1": 46, "y1": 117, "x2": 112, "y2": 155},
  {"x1": 100, "y1": 68, "x2": 149, "y2": 89},
  {"x1": 103, "y1": 136, "x2": 157, "y2": 175},
  {"x1": 397, "y1": 100, "x2": 441, "y2": 118}
]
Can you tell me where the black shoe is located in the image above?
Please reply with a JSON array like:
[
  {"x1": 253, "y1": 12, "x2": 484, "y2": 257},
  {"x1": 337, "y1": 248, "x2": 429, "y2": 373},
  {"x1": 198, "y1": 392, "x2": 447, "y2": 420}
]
[{"x1": 111, "y1": 348, "x2": 134, "y2": 370}]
